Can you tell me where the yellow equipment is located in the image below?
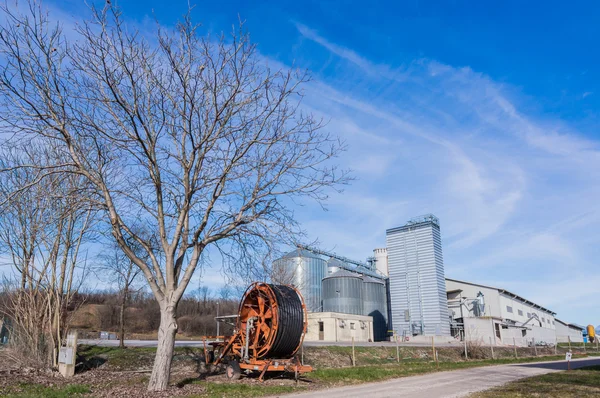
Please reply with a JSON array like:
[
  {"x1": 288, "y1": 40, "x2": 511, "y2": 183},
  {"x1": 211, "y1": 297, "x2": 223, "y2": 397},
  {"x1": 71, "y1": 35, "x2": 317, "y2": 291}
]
[{"x1": 588, "y1": 325, "x2": 596, "y2": 343}]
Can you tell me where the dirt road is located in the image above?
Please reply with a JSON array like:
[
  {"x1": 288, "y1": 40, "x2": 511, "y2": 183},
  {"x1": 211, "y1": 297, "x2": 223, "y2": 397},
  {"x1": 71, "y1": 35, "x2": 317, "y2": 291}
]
[{"x1": 281, "y1": 357, "x2": 600, "y2": 398}]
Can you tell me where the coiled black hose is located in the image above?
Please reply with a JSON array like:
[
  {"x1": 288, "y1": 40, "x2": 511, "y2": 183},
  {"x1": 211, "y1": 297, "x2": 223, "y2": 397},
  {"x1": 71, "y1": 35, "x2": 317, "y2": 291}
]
[{"x1": 266, "y1": 284, "x2": 304, "y2": 358}]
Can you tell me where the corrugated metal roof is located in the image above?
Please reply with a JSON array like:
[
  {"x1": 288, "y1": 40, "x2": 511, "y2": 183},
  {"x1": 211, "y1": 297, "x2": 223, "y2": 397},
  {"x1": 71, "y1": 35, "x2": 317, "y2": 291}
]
[
  {"x1": 362, "y1": 275, "x2": 385, "y2": 285},
  {"x1": 446, "y1": 277, "x2": 556, "y2": 315},
  {"x1": 281, "y1": 248, "x2": 323, "y2": 260},
  {"x1": 555, "y1": 319, "x2": 584, "y2": 330},
  {"x1": 327, "y1": 258, "x2": 347, "y2": 266},
  {"x1": 323, "y1": 269, "x2": 362, "y2": 280}
]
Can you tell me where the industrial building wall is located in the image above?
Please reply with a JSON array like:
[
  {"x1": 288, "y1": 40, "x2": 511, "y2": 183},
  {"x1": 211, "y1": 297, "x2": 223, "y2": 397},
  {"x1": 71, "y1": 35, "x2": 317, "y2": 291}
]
[
  {"x1": 306, "y1": 312, "x2": 373, "y2": 342},
  {"x1": 387, "y1": 220, "x2": 450, "y2": 336},
  {"x1": 463, "y1": 317, "x2": 497, "y2": 345},
  {"x1": 446, "y1": 280, "x2": 502, "y2": 319},
  {"x1": 498, "y1": 294, "x2": 556, "y2": 331},
  {"x1": 463, "y1": 318, "x2": 557, "y2": 347},
  {"x1": 447, "y1": 279, "x2": 557, "y2": 346},
  {"x1": 555, "y1": 322, "x2": 584, "y2": 343}
]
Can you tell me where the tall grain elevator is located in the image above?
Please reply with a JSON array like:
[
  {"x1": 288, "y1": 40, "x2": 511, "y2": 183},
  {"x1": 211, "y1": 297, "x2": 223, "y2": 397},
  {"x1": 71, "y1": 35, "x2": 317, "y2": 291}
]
[{"x1": 386, "y1": 214, "x2": 450, "y2": 336}]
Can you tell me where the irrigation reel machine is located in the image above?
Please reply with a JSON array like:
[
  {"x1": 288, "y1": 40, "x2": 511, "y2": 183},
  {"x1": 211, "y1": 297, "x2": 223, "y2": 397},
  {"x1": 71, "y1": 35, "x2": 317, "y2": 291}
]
[{"x1": 202, "y1": 282, "x2": 312, "y2": 381}]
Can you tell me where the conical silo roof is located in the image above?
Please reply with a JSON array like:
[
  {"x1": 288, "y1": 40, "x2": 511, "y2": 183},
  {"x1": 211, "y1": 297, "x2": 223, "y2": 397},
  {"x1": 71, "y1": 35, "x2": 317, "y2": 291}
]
[{"x1": 323, "y1": 269, "x2": 362, "y2": 280}]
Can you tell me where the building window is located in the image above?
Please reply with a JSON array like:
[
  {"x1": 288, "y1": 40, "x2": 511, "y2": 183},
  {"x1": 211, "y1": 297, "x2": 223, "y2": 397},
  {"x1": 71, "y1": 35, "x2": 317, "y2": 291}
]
[
  {"x1": 506, "y1": 306, "x2": 513, "y2": 313},
  {"x1": 518, "y1": 310, "x2": 523, "y2": 316},
  {"x1": 495, "y1": 323, "x2": 501, "y2": 339},
  {"x1": 542, "y1": 317, "x2": 545, "y2": 323},
  {"x1": 527, "y1": 312, "x2": 531, "y2": 318},
  {"x1": 319, "y1": 322, "x2": 324, "y2": 332},
  {"x1": 350, "y1": 322, "x2": 355, "y2": 330}
]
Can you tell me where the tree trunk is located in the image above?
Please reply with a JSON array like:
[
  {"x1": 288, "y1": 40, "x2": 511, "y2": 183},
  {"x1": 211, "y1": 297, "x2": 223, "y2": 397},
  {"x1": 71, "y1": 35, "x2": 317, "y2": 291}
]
[
  {"x1": 119, "y1": 288, "x2": 126, "y2": 349},
  {"x1": 147, "y1": 306, "x2": 177, "y2": 391}
]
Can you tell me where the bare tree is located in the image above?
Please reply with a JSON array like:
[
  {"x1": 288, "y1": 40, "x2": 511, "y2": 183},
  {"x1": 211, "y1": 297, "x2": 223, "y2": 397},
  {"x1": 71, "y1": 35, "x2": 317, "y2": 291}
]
[
  {"x1": 0, "y1": 2, "x2": 348, "y2": 390},
  {"x1": 0, "y1": 145, "x2": 94, "y2": 367},
  {"x1": 96, "y1": 239, "x2": 144, "y2": 348}
]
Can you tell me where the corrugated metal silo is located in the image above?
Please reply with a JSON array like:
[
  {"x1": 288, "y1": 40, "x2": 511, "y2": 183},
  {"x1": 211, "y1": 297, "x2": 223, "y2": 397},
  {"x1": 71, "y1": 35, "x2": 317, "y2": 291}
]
[
  {"x1": 272, "y1": 249, "x2": 327, "y2": 312},
  {"x1": 326, "y1": 258, "x2": 346, "y2": 276},
  {"x1": 322, "y1": 269, "x2": 363, "y2": 315},
  {"x1": 386, "y1": 214, "x2": 451, "y2": 336},
  {"x1": 362, "y1": 275, "x2": 388, "y2": 341}
]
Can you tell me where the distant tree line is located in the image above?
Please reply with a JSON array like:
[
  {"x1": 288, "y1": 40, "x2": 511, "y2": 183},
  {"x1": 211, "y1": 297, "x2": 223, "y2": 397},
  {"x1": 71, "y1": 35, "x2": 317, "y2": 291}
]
[{"x1": 70, "y1": 287, "x2": 239, "y2": 338}]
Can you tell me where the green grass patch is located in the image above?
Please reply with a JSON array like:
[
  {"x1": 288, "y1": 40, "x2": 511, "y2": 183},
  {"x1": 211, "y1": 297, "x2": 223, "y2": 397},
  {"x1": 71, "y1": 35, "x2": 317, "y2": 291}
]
[
  {"x1": 3, "y1": 383, "x2": 90, "y2": 398},
  {"x1": 470, "y1": 365, "x2": 600, "y2": 397},
  {"x1": 189, "y1": 383, "x2": 304, "y2": 398}
]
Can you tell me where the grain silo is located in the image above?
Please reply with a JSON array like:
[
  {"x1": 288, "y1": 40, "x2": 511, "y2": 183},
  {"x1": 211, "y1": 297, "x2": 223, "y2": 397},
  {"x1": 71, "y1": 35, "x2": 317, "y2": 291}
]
[
  {"x1": 272, "y1": 249, "x2": 327, "y2": 312},
  {"x1": 322, "y1": 270, "x2": 363, "y2": 315},
  {"x1": 362, "y1": 275, "x2": 388, "y2": 341},
  {"x1": 386, "y1": 214, "x2": 450, "y2": 336},
  {"x1": 326, "y1": 258, "x2": 346, "y2": 276},
  {"x1": 373, "y1": 248, "x2": 388, "y2": 276}
]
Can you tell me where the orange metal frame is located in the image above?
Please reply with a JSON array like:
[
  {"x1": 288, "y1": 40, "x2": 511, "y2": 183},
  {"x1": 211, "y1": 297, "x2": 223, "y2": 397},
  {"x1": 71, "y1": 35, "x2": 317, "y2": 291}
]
[{"x1": 201, "y1": 283, "x2": 312, "y2": 380}]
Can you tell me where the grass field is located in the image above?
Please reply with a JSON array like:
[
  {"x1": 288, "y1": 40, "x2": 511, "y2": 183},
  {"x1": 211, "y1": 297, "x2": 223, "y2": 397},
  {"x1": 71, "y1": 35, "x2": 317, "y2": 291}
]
[
  {"x1": 470, "y1": 365, "x2": 600, "y2": 397},
  {"x1": 2, "y1": 384, "x2": 91, "y2": 398},
  {"x1": 1, "y1": 345, "x2": 597, "y2": 397}
]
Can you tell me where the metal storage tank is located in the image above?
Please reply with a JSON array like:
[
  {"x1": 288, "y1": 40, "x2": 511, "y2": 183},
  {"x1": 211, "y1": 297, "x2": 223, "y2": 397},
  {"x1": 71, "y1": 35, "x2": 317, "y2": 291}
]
[
  {"x1": 272, "y1": 249, "x2": 327, "y2": 312},
  {"x1": 322, "y1": 270, "x2": 363, "y2": 315},
  {"x1": 362, "y1": 275, "x2": 388, "y2": 341},
  {"x1": 386, "y1": 214, "x2": 451, "y2": 336},
  {"x1": 327, "y1": 258, "x2": 346, "y2": 276}
]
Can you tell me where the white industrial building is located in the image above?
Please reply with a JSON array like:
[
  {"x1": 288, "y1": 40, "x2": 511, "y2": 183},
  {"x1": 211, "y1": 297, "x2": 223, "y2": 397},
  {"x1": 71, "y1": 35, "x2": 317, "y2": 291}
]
[
  {"x1": 447, "y1": 278, "x2": 557, "y2": 346},
  {"x1": 305, "y1": 312, "x2": 374, "y2": 342},
  {"x1": 554, "y1": 319, "x2": 584, "y2": 343}
]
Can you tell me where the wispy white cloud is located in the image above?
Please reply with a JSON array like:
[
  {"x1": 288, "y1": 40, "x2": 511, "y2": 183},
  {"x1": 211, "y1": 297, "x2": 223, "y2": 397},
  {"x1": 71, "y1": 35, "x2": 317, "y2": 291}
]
[
  {"x1": 292, "y1": 22, "x2": 600, "y2": 325},
  {"x1": 294, "y1": 22, "x2": 410, "y2": 83}
]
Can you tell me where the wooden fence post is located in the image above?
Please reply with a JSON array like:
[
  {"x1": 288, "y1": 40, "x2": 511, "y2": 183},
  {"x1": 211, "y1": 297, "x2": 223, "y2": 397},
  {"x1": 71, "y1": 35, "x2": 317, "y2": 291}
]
[
  {"x1": 463, "y1": 330, "x2": 468, "y2": 360},
  {"x1": 351, "y1": 336, "x2": 356, "y2": 367},
  {"x1": 513, "y1": 337, "x2": 518, "y2": 359}
]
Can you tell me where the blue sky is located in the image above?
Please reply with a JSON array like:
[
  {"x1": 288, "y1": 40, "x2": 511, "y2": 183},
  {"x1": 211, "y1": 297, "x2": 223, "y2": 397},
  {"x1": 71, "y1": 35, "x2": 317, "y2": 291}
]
[{"x1": 38, "y1": 1, "x2": 600, "y2": 326}]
